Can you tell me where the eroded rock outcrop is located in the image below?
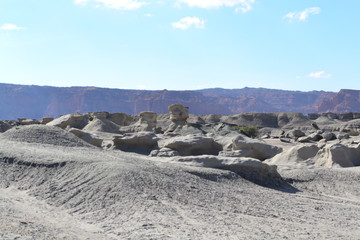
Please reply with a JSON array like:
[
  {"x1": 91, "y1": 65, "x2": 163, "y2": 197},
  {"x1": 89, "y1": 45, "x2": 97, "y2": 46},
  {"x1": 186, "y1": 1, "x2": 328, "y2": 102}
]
[
  {"x1": 232, "y1": 135, "x2": 282, "y2": 161},
  {"x1": 314, "y1": 143, "x2": 360, "y2": 168},
  {"x1": 47, "y1": 113, "x2": 89, "y2": 130},
  {"x1": 161, "y1": 135, "x2": 222, "y2": 156},
  {"x1": 267, "y1": 144, "x2": 319, "y2": 165},
  {"x1": 168, "y1": 155, "x2": 282, "y2": 185},
  {"x1": 69, "y1": 128, "x2": 103, "y2": 147},
  {"x1": 166, "y1": 104, "x2": 189, "y2": 132},
  {"x1": 112, "y1": 132, "x2": 159, "y2": 154}
]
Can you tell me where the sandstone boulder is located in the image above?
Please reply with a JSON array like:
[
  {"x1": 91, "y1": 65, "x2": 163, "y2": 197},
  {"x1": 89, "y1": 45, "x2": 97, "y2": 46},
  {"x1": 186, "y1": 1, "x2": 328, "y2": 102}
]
[
  {"x1": 68, "y1": 128, "x2": 103, "y2": 147},
  {"x1": 322, "y1": 131, "x2": 337, "y2": 141},
  {"x1": 162, "y1": 135, "x2": 222, "y2": 156},
  {"x1": 149, "y1": 148, "x2": 180, "y2": 157},
  {"x1": 314, "y1": 143, "x2": 360, "y2": 168},
  {"x1": 19, "y1": 119, "x2": 40, "y2": 125},
  {"x1": 47, "y1": 113, "x2": 89, "y2": 129},
  {"x1": 108, "y1": 113, "x2": 132, "y2": 126},
  {"x1": 287, "y1": 129, "x2": 305, "y2": 139},
  {"x1": 112, "y1": 132, "x2": 158, "y2": 154},
  {"x1": 232, "y1": 135, "x2": 282, "y2": 160},
  {"x1": 119, "y1": 111, "x2": 157, "y2": 133},
  {"x1": 83, "y1": 118, "x2": 121, "y2": 134},
  {"x1": 169, "y1": 104, "x2": 189, "y2": 122},
  {"x1": 267, "y1": 144, "x2": 319, "y2": 165},
  {"x1": 169, "y1": 155, "x2": 281, "y2": 186},
  {"x1": 297, "y1": 132, "x2": 323, "y2": 143},
  {"x1": 166, "y1": 104, "x2": 189, "y2": 133},
  {"x1": 41, "y1": 117, "x2": 54, "y2": 125},
  {"x1": 218, "y1": 149, "x2": 253, "y2": 158}
]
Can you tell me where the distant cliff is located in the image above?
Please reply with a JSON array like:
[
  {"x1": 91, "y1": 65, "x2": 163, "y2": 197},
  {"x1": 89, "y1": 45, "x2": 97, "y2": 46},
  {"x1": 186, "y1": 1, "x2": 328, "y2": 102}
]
[{"x1": 0, "y1": 83, "x2": 359, "y2": 120}]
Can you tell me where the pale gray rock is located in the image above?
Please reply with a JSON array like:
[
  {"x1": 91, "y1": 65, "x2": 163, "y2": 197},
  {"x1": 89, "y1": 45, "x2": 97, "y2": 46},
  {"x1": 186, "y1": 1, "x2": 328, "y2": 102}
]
[
  {"x1": 337, "y1": 132, "x2": 350, "y2": 140},
  {"x1": 108, "y1": 113, "x2": 132, "y2": 126},
  {"x1": 162, "y1": 135, "x2": 222, "y2": 156},
  {"x1": 169, "y1": 155, "x2": 281, "y2": 185},
  {"x1": 166, "y1": 104, "x2": 189, "y2": 133},
  {"x1": 89, "y1": 111, "x2": 110, "y2": 119},
  {"x1": 119, "y1": 111, "x2": 157, "y2": 133},
  {"x1": 288, "y1": 129, "x2": 305, "y2": 139},
  {"x1": 19, "y1": 119, "x2": 40, "y2": 125},
  {"x1": 47, "y1": 113, "x2": 89, "y2": 129},
  {"x1": 322, "y1": 131, "x2": 337, "y2": 141},
  {"x1": 0, "y1": 125, "x2": 93, "y2": 148},
  {"x1": 68, "y1": 128, "x2": 103, "y2": 147},
  {"x1": 297, "y1": 132, "x2": 323, "y2": 143},
  {"x1": 112, "y1": 132, "x2": 159, "y2": 154},
  {"x1": 169, "y1": 104, "x2": 189, "y2": 122},
  {"x1": 317, "y1": 139, "x2": 327, "y2": 149},
  {"x1": 270, "y1": 129, "x2": 284, "y2": 138},
  {"x1": 232, "y1": 135, "x2": 282, "y2": 160},
  {"x1": 267, "y1": 144, "x2": 319, "y2": 165},
  {"x1": 41, "y1": 117, "x2": 54, "y2": 125},
  {"x1": 314, "y1": 143, "x2": 360, "y2": 168},
  {"x1": 83, "y1": 118, "x2": 121, "y2": 134},
  {"x1": 218, "y1": 149, "x2": 253, "y2": 158},
  {"x1": 149, "y1": 148, "x2": 180, "y2": 157}
]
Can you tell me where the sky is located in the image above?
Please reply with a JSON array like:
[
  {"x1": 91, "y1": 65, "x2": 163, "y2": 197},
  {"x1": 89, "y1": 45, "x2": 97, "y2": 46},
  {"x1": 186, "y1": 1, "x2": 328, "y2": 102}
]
[{"x1": 0, "y1": 0, "x2": 359, "y2": 92}]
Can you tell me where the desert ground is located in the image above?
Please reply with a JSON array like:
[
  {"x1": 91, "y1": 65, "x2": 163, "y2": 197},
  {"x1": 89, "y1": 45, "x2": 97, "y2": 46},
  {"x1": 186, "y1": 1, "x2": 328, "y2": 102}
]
[{"x1": 1, "y1": 106, "x2": 360, "y2": 240}]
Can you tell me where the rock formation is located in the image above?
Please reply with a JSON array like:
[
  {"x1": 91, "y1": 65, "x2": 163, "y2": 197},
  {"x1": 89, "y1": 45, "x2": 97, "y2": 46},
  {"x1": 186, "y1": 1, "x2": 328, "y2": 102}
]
[{"x1": 166, "y1": 104, "x2": 189, "y2": 132}]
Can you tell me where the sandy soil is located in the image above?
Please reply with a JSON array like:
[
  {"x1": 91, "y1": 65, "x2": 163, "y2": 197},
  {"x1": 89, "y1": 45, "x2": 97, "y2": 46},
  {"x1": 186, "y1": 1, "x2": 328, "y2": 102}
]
[{"x1": 0, "y1": 134, "x2": 360, "y2": 239}]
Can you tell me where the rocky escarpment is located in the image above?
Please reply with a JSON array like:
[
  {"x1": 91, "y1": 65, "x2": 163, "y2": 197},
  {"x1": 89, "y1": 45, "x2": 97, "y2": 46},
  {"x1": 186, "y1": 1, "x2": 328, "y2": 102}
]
[{"x1": 4, "y1": 83, "x2": 360, "y2": 120}]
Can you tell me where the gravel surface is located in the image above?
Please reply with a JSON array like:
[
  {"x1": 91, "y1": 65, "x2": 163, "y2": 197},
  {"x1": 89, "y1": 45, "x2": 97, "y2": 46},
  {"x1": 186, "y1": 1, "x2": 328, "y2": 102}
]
[{"x1": 0, "y1": 127, "x2": 359, "y2": 240}]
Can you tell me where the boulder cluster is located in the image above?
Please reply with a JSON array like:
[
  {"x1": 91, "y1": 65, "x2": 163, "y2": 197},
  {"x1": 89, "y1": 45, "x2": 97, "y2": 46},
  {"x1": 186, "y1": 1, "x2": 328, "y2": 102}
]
[{"x1": 1, "y1": 104, "x2": 360, "y2": 170}]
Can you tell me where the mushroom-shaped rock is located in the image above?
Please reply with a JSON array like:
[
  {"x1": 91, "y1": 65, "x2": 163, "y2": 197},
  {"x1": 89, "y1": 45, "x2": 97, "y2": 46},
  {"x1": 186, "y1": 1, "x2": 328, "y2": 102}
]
[
  {"x1": 166, "y1": 104, "x2": 189, "y2": 133},
  {"x1": 162, "y1": 135, "x2": 222, "y2": 156},
  {"x1": 112, "y1": 132, "x2": 158, "y2": 154},
  {"x1": 232, "y1": 135, "x2": 282, "y2": 161},
  {"x1": 68, "y1": 128, "x2": 103, "y2": 147},
  {"x1": 47, "y1": 113, "x2": 89, "y2": 130},
  {"x1": 168, "y1": 104, "x2": 189, "y2": 122},
  {"x1": 119, "y1": 111, "x2": 157, "y2": 133},
  {"x1": 138, "y1": 111, "x2": 157, "y2": 131}
]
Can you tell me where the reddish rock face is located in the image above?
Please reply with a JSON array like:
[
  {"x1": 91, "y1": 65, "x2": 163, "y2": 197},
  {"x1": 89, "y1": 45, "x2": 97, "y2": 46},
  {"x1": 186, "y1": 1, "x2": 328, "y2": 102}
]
[
  {"x1": 2, "y1": 83, "x2": 360, "y2": 120},
  {"x1": 318, "y1": 89, "x2": 360, "y2": 113}
]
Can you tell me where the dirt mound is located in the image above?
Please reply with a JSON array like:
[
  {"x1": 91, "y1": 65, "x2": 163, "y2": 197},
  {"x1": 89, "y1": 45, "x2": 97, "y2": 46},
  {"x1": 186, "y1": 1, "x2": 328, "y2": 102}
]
[
  {"x1": 0, "y1": 141, "x2": 359, "y2": 239},
  {"x1": 0, "y1": 125, "x2": 94, "y2": 148}
]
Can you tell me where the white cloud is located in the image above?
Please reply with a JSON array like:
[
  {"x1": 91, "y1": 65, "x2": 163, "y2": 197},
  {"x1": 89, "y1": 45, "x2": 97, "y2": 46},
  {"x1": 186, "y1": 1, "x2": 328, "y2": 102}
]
[
  {"x1": 308, "y1": 71, "x2": 331, "y2": 79},
  {"x1": 136, "y1": 84, "x2": 147, "y2": 89},
  {"x1": 75, "y1": 0, "x2": 146, "y2": 10},
  {"x1": 144, "y1": 13, "x2": 153, "y2": 17},
  {"x1": 172, "y1": 17, "x2": 205, "y2": 30},
  {"x1": 0, "y1": 23, "x2": 25, "y2": 30},
  {"x1": 178, "y1": 0, "x2": 255, "y2": 12},
  {"x1": 284, "y1": 7, "x2": 320, "y2": 22}
]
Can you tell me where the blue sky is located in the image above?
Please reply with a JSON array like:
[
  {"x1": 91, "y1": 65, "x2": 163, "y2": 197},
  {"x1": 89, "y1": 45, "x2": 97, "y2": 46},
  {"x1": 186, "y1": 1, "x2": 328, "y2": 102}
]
[{"x1": 0, "y1": 0, "x2": 359, "y2": 91}]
